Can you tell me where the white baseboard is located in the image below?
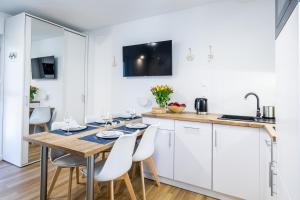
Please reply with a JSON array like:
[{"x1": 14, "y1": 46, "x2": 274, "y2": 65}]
[{"x1": 144, "y1": 172, "x2": 240, "y2": 200}]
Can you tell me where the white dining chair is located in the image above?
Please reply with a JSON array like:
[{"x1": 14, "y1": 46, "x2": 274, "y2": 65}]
[
  {"x1": 47, "y1": 121, "x2": 86, "y2": 200},
  {"x1": 29, "y1": 107, "x2": 51, "y2": 133},
  {"x1": 131, "y1": 125, "x2": 160, "y2": 200},
  {"x1": 81, "y1": 131, "x2": 138, "y2": 200}
]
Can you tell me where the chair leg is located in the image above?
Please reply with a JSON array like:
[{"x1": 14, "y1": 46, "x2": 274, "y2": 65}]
[
  {"x1": 76, "y1": 167, "x2": 80, "y2": 184},
  {"x1": 145, "y1": 157, "x2": 160, "y2": 187},
  {"x1": 94, "y1": 182, "x2": 101, "y2": 193},
  {"x1": 47, "y1": 167, "x2": 62, "y2": 197},
  {"x1": 139, "y1": 161, "x2": 147, "y2": 200},
  {"x1": 123, "y1": 173, "x2": 137, "y2": 200},
  {"x1": 43, "y1": 123, "x2": 49, "y2": 132},
  {"x1": 102, "y1": 152, "x2": 106, "y2": 160},
  {"x1": 109, "y1": 180, "x2": 114, "y2": 200},
  {"x1": 115, "y1": 180, "x2": 122, "y2": 194},
  {"x1": 131, "y1": 162, "x2": 137, "y2": 179},
  {"x1": 68, "y1": 167, "x2": 74, "y2": 200}
]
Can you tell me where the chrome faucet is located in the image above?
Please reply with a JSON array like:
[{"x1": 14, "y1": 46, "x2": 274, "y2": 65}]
[{"x1": 244, "y1": 92, "x2": 261, "y2": 118}]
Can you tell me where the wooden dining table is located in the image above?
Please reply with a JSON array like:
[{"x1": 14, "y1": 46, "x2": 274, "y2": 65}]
[{"x1": 24, "y1": 118, "x2": 143, "y2": 200}]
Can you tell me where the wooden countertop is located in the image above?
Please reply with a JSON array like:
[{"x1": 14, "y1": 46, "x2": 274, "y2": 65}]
[
  {"x1": 142, "y1": 112, "x2": 277, "y2": 142},
  {"x1": 24, "y1": 119, "x2": 143, "y2": 157}
]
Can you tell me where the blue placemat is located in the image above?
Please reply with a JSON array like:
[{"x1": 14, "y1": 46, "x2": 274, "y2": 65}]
[
  {"x1": 50, "y1": 126, "x2": 98, "y2": 136},
  {"x1": 80, "y1": 133, "x2": 117, "y2": 144},
  {"x1": 79, "y1": 124, "x2": 148, "y2": 144},
  {"x1": 87, "y1": 120, "x2": 120, "y2": 127},
  {"x1": 113, "y1": 116, "x2": 141, "y2": 121},
  {"x1": 111, "y1": 124, "x2": 149, "y2": 133}
]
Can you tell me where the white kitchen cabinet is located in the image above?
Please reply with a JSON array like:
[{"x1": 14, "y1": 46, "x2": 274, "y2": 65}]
[
  {"x1": 213, "y1": 124, "x2": 260, "y2": 200},
  {"x1": 174, "y1": 120, "x2": 212, "y2": 189},
  {"x1": 143, "y1": 117, "x2": 175, "y2": 179},
  {"x1": 260, "y1": 129, "x2": 277, "y2": 200}
]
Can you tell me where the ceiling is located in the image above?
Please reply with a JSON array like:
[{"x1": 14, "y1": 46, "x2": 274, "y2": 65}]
[{"x1": 0, "y1": 0, "x2": 237, "y2": 31}]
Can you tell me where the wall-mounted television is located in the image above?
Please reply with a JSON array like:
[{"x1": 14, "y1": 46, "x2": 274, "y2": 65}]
[
  {"x1": 31, "y1": 56, "x2": 56, "y2": 79},
  {"x1": 123, "y1": 40, "x2": 172, "y2": 77}
]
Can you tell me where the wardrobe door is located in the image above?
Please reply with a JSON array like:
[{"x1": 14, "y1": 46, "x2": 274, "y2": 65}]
[
  {"x1": 3, "y1": 13, "x2": 30, "y2": 166},
  {"x1": 63, "y1": 31, "x2": 86, "y2": 124}
]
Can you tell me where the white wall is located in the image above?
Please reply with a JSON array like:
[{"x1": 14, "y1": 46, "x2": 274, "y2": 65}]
[
  {"x1": 31, "y1": 36, "x2": 64, "y2": 121},
  {"x1": 275, "y1": 5, "x2": 300, "y2": 200},
  {"x1": 87, "y1": 0, "x2": 276, "y2": 116},
  {"x1": 0, "y1": 12, "x2": 10, "y2": 161}
]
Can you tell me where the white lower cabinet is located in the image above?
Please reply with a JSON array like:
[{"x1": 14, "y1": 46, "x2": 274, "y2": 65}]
[
  {"x1": 213, "y1": 124, "x2": 260, "y2": 200},
  {"x1": 142, "y1": 117, "x2": 272, "y2": 200},
  {"x1": 143, "y1": 117, "x2": 175, "y2": 179},
  {"x1": 174, "y1": 120, "x2": 212, "y2": 189},
  {"x1": 260, "y1": 129, "x2": 277, "y2": 200}
]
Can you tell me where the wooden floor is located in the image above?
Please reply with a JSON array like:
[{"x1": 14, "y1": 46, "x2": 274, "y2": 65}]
[
  {"x1": 28, "y1": 143, "x2": 40, "y2": 163},
  {"x1": 0, "y1": 161, "x2": 216, "y2": 200}
]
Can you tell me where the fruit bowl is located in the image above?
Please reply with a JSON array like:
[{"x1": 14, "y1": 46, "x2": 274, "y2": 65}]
[{"x1": 168, "y1": 102, "x2": 186, "y2": 113}]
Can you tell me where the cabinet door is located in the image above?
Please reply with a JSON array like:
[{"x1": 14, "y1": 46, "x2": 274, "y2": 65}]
[
  {"x1": 174, "y1": 121, "x2": 212, "y2": 189},
  {"x1": 151, "y1": 129, "x2": 174, "y2": 179},
  {"x1": 142, "y1": 117, "x2": 174, "y2": 179},
  {"x1": 276, "y1": 0, "x2": 297, "y2": 37},
  {"x1": 213, "y1": 124, "x2": 260, "y2": 200},
  {"x1": 260, "y1": 129, "x2": 277, "y2": 200},
  {"x1": 63, "y1": 31, "x2": 86, "y2": 124}
]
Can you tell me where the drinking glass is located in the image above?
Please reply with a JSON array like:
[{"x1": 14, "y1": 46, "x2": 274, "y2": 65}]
[{"x1": 64, "y1": 113, "x2": 72, "y2": 135}]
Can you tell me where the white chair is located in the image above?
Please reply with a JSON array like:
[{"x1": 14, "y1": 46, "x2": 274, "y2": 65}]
[
  {"x1": 81, "y1": 131, "x2": 138, "y2": 200},
  {"x1": 132, "y1": 125, "x2": 160, "y2": 200},
  {"x1": 29, "y1": 107, "x2": 51, "y2": 133},
  {"x1": 48, "y1": 122, "x2": 86, "y2": 200}
]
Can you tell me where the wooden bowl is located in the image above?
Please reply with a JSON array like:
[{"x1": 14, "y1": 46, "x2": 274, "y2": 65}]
[
  {"x1": 168, "y1": 106, "x2": 186, "y2": 113},
  {"x1": 151, "y1": 107, "x2": 167, "y2": 114}
]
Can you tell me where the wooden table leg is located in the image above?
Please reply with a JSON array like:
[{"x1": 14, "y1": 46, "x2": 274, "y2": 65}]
[
  {"x1": 40, "y1": 146, "x2": 48, "y2": 200},
  {"x1": 86, "y1": 155, "x2": 95, "y2": 200}
]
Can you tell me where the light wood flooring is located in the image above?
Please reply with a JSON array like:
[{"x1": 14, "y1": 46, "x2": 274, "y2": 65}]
[
  {"x1": 0, "y1": 161, "x2": 217, "y2": 200},
  {"x1": 28, "y1": 143, "x2": 40, "y2": 163}
]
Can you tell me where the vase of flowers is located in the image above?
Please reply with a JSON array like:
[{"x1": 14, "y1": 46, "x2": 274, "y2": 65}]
[
  {"x1": 151, "y1": 85, "x2": 173, "y2": 113},
  {"x1": 30, "y1": 86, "x2": 39, "y2": 102}
]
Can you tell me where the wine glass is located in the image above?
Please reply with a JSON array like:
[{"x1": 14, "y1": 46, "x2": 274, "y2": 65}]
[
  {"x1": 64, "y1": 113, "x2": 72, "y2": 135},
  {"x1": 103, "y1": 112, "x2": 112, "y2": 127},
  {"x1": 130, "y1": 108, "x2": 136, "y2": 119}
]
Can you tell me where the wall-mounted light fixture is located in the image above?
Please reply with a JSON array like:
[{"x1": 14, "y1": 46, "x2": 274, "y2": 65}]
[
  {"x1": 8, "y1": 52, "x2": 17, "y2": 61},
  {"x1": 186, "y1": 48, "x2": 194, "y2": 62}
]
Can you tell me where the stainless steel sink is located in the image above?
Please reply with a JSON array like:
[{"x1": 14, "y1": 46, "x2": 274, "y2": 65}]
[{"x1": 218, "y1": 114, "x2": 276, "y2": 124}]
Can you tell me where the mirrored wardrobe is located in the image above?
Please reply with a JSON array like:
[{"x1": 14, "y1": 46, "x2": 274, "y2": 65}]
[{"x1": 3, "y1": 13, "x2": 87, "y2": 166}]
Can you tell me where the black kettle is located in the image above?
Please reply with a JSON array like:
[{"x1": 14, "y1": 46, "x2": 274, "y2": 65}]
[{"x1": 195, "y1": 98, "x2": 208, "y2": 115}]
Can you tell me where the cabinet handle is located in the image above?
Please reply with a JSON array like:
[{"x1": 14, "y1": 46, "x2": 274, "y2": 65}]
[
  {"x1": 184, "y1": 126, "x2": 200, "y2": 130},
  {"x1": 214, "y1": 130, "x2": 217, "y2": 147},
  {"x1": 265, "y1": 139, "x2": 271, "y2": 147},
  {"x1": 168, "y1": 132, "x2": 171, "y2": 147}
]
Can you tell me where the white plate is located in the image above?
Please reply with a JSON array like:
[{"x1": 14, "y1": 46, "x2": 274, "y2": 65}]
[
  {"x1": 126, "y1": 123, "x2": 147, "y2": 129},
  {"x1": 96, "y1": 131, "x2": 124, "y2": 139},
  {"x1": 61, "y1": 125, "x2": 87, "y2": 132},
  {"x1": 118, "y1": 113, "x2": 132, "y2": 119}
]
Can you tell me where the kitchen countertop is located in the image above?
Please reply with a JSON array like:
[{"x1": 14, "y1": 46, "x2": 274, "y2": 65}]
[{"x1": 142, "y1": 112, "x2": 277, "y2": 142}]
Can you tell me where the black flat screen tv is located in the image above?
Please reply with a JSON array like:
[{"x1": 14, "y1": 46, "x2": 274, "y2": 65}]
[
  {"x1": 31, "y1": 56, "x2": 56, "y2": 79},
  {"x1": 123, "y1": 40, "x2": 172, "y2": 77}
]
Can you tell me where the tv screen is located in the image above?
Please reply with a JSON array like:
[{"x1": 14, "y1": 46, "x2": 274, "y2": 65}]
[
  {"x1": 123, "y1": 40, "x2": 172, "y2": 77},
  {"x1": 31, "y1": 56, "x2": 56, "y2": 79}
]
